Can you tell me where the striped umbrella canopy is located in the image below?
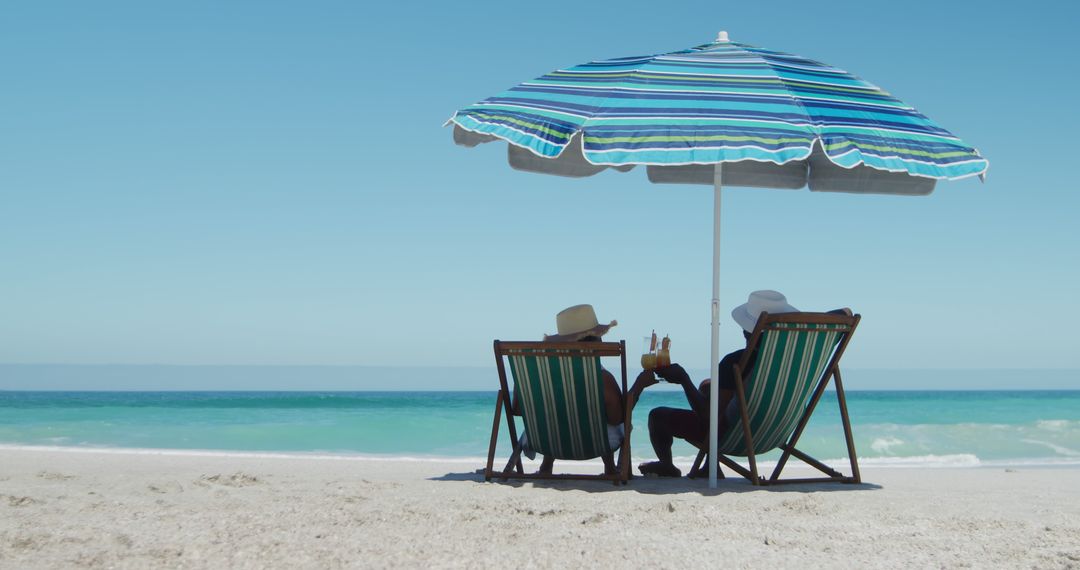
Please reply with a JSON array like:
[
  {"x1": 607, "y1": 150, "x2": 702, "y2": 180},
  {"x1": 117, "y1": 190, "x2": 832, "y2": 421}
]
[{"x1": 448, "y1": 32, "x2": 988, "y2": 487}]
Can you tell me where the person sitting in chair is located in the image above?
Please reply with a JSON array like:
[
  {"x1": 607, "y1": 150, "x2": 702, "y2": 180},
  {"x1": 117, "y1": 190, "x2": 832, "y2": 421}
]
[
  {"x1": 636, "y1": 290, "x2": 794, "y2": 477},
  {"x1": 638, "y1": 290, "x2": 849, "y2": 478},
  {"x1": 515, "y1": 304, "x2": 657, "y2": 475}
]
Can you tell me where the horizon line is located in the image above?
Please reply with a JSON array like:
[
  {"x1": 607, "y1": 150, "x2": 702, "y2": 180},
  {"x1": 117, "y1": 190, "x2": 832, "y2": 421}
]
[
  {"x1": 2, "y1": 363, "x2": 1077, "y2": 371},
  {"x1": 4, "y1": 387, "x2": 1080, "y2": 393}
]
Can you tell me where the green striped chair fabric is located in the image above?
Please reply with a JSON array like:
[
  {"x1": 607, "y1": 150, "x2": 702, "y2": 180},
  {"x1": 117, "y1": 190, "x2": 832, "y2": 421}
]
[
  {"x1": 507, "y1": 351, "x2": 612, "y2": 461},
  {"x1": 719, "y1": 322, "x2": 847, "y2": 456}
]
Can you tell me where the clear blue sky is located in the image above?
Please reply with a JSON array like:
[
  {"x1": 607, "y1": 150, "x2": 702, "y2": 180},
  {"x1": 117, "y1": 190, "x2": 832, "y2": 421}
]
[{"x1": 2, "y1": 1, "x2": 1078, "y2": 383}]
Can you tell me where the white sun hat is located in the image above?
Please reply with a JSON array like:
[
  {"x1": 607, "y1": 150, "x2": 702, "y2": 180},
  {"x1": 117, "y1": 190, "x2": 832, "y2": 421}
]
[
  {"x1": 731, "y1": 290, "x2": 798, "y2": 333},
  {"x1": 543, "y1": 304, "x2": 617, "y2": 342}
]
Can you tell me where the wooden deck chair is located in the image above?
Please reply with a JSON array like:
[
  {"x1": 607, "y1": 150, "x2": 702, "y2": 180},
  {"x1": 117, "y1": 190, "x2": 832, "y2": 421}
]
[
  {"x1": 690, "y1": 312, "x2": 862, "y2": 485},
  {"x1": 486, "y1": 340, "x2": 631, "y2": 485}
]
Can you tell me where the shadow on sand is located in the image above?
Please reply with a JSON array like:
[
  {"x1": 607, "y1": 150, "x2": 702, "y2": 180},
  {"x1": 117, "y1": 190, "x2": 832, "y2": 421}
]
[{"x1": 429, "y1": 470, "x2": 882, "y2": 496}]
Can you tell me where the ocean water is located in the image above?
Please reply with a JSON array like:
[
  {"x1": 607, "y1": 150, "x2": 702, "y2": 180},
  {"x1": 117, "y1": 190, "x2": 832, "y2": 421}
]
[{"x1": 1, "y1": 390, "x2": 1078, "y2": 468}]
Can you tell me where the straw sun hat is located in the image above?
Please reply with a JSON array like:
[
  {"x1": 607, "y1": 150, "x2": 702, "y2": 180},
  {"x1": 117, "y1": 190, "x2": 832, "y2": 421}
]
[
  {"x1": 731, "y1": 290, "x2": 798, "y2": 333},
  {"x1": 543, "y1": 304, "x2": 617, "y2": 342}
]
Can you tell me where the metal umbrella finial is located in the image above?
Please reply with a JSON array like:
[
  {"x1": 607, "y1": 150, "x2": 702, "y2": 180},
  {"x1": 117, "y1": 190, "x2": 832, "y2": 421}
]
[{"x1": 716, "y1": 30, "x2": 730, "y2": 42}]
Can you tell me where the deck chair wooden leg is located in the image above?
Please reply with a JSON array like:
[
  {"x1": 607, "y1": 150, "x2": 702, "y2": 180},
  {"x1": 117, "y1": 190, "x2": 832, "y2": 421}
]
[
  {"x1": 771, "y1": 446, "x2": 794, "y2": 481},
  {"x1": 771, "y1": 365, "x2": 861, "y2": 484},
  {"x1": 500, "y1": 401, "x2": 525, "y2": 478},
  {"x1": 691, "y1": 449, "x2": 705, "y2": 476},
  {"x1": 502, "y1": 444, "x2": 524, "y2": 479},
  {"x1": 501, "y1": 408, "x2": 524, "y2": 476},
  {"x1": 746, "y1": 450, "x2": 762, "y2": 485},
  {"x1": 715, "y1": 454, "x2": 753, "y2": 481},
  {"x1": 834, "y1": 368, "x2": 861, "y2": 483},
  {"x1": 771, "y1": 368, "x2": 834, "y2": 481},
  {"x1": 616, "y1": 445, "x2": 630, "y2": 485},
  {"x1": 620, "y1": 348, "x2": 630, "y2": 486},
  {"x1": 781, "y1": 445, "x2": 843, "y2": 478},
  {"x1": 689, "y1": 450, "x2": 725, "y2": 480},
  {"x1": 733, "y1": 366, "x2": 761, "y2": 485},
  {"x1": 485, "y1": 390, "x2": 505, "y2": 481},
  {"x1": 493, "y1": 343, "x2": 524, "y2": 476}
]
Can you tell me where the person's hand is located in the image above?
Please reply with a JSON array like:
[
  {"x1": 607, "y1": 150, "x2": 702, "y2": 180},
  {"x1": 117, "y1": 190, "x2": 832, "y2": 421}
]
[
  {"x1": 634, "y1": 369, "x2": 659, "y2": 389},
  {"x1": 654, "y1": 363, "x2": 691, "y2": 385}
]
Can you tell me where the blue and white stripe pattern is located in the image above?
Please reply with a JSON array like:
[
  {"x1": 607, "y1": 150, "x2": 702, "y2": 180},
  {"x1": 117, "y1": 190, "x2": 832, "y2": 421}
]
[{"x1": 450, "y1": 37, "x2": 988, "y2": 180}]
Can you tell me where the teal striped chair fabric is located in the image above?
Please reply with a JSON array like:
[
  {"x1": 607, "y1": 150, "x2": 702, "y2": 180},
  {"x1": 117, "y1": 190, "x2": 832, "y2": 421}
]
[
  {"x1": 508, "y1": 352, "x2": 612, "y2": 461},
  {"x1": 719, "y1": 322, "x2": 846, "y2": 456}
]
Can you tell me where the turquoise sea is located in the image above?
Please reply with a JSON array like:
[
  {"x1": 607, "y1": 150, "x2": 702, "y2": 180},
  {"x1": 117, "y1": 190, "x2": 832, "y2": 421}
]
[{"x1": 1, "y1": 391, "x2": 1079, "y2": 467}]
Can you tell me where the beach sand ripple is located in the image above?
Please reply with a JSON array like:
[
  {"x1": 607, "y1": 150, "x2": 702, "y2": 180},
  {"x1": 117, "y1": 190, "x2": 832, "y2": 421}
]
[{"x1": 0, "y1": 449, "x2": 1078, "y2": 568}]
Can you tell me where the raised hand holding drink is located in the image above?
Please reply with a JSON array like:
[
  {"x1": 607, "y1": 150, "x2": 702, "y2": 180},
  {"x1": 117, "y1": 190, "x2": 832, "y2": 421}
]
[
  {"x1": 656, "y1": 335, "x2": 671, "y2": 367},
  {"x1": 642, "y1": 331, "x2": 672, "y2": 370},
  {"x1": 640, "y1": 331, "x2": 658, "y2": 370}
]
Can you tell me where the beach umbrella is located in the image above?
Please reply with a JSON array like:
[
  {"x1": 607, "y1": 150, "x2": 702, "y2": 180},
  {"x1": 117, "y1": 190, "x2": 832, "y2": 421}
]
[{"x1": 447, "y1": 32, "x2": 988, "y2": 488}]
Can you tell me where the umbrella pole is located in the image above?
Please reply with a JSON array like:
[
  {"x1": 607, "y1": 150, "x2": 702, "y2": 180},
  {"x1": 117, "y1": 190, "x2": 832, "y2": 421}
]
[{"x1": 709, "y1": 164, "x2": 722, "y2": 489}]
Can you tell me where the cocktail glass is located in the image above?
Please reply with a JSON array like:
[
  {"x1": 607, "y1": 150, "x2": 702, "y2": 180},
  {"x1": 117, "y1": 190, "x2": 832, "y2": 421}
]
[{"x1": 640, "y1": 337, "x2": 657, "y2": 370}]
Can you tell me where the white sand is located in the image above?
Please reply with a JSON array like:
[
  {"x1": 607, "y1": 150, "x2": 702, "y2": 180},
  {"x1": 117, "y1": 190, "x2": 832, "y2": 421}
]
[{"x1": 1, "y1": 448, "x2": 1079, "y2": 569}]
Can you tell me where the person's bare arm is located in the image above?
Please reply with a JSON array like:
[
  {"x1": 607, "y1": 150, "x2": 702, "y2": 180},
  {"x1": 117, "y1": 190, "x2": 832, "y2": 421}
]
[
  {"x1": 602, "y1": 370, "x2": 624, "y2": 424},
  {"x1": 654, "y1": 364, "x2": 709, "y2": 418},
  {"x1": 625, "y1": 370, "x2": 658, "y2": 413}
]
